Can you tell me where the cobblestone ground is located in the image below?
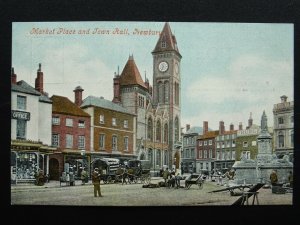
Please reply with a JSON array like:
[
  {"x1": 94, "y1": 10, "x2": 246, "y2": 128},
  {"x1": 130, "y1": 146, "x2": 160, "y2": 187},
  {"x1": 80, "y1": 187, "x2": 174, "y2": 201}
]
[{"x1": 11, "y1": 178, "x2": 293, "y2": 206}]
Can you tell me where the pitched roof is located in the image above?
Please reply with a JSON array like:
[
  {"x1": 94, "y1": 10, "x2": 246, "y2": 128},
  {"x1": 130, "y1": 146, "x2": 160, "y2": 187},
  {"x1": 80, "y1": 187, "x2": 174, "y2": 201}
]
[
  {"x1": 50, "y1": 95, "x2": 90, "y2": 117},
  {"x1": 152, "y1": 22, "x2": 181, "y2": 57},
  {"x1": 81, "y1": 96, "x2": 135, "y2": 116},
  {"x1": 119, "y1": 55, "x2": 147, "y2": 89},
  {"x1": 12, "y1": 80, "x2": 52, "y2": 103},
  {"x1": 198, "y1": 130, "x2": 219, "y2": 139},
  {"x1": 185, "y1": 126, "x2": 204, "y2": 135}
]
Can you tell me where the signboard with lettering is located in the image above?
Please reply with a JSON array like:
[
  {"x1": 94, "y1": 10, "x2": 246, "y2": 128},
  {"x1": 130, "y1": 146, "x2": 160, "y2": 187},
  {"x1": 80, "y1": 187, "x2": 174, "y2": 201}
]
[{"x1": 11, "y1": 110, "x2": 30, "y2": 121}]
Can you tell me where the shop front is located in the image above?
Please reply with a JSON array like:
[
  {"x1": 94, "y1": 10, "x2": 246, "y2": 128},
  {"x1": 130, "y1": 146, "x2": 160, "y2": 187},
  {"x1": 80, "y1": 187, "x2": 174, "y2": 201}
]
[
  {"x1": 11, "y1": 140, "x2": 56, "y2": 184},
  {"x1": 62, "y1": 150, "x2": 92, "y2": 179}
]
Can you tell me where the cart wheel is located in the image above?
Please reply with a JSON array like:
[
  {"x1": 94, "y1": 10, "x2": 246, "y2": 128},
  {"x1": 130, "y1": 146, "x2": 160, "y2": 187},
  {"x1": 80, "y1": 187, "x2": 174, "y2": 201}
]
[{"x1": 107, "y1": 176, "x2": 112, "y2": 183}]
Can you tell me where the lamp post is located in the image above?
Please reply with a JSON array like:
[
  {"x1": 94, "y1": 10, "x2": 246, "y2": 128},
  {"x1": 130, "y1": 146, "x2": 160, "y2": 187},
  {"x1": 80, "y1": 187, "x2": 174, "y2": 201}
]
[{"x1": 80, "y1": 150, "x2": 86, "y2": 173}]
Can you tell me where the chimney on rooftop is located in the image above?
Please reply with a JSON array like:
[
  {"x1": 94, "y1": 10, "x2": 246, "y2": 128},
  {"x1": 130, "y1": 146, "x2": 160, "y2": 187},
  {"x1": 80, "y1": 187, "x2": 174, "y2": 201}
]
[
  {"x1": 11, "y1": 67, "x2": 17, "y2": 84},
  {"x1": 186, "y1": 124, "x2": 190, "y2": 132},
  {"x1": 239, "y1": 122, "x2": 243, "y2": 130},
  {"x1": 203, "y1": 121, "x2": 208, "y2": 135},
  {"x1": 230, "y1": 123, "x2": 234, "y2": 131},
  {"x1": 35, "y1": 63, "x2": 44, "y2": 94},
  {"x1": 74, "y1": 86, "x2": 84, "y2": 106},
  {"x1": 219, "y1": 121, "x2": 225, "y2": 135}
]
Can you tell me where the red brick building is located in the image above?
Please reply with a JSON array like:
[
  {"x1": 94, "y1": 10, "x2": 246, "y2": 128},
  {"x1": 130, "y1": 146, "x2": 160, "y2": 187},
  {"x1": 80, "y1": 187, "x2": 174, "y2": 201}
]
[
  {"x1": 49, "y1": 93, "x2": 91, "y2": 180},
  {"x1": 196, "y1": 121, "x2": 219, "y2": 173}
]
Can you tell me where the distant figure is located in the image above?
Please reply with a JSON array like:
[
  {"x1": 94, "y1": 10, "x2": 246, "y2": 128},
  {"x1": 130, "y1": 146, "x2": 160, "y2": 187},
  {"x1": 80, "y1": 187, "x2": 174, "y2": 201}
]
[
  {"x1": 228, "y1": 169, "x2": 235, "y2": 180},
  {"x1": 35, "y1": 169, "x2": 45, "y2": 186},
  {"x1": 288, "y1": 171, "x2": 293, "y2": 188},
  {"x1": 270, "y1": 170, "x2": 278, "y2": 186},
  {"x1": 92, "y1": 168, "x2": 102, "y2": 197},
  {"x1": 81, "y1": 168, "x2": 88, "y2": 185},
  {"x1": 163, "y1": 168, "x2": 170, "y2": 185}
]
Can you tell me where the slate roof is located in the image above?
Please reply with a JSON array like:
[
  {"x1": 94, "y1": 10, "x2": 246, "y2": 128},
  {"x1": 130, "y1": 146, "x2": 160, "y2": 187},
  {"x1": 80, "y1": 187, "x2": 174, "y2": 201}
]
[
  {"x1": 50, "y1": 95, "x2": 90, "y2": 117},
  {"x1": 119, "y1": 55, "x2": 147, "y2": 89},
  {"x1": 12, "y1": 80, "x2": 52, "y2": 103},
  {"x1": 152, "y1": 22, "x2": 181, "y2": 57},
  {"x1": 185, "y1": 126, "x2": 204, "y2": 135},
  {"x1": 81, "y1": 96, "x2": 135, "y2": 116}
]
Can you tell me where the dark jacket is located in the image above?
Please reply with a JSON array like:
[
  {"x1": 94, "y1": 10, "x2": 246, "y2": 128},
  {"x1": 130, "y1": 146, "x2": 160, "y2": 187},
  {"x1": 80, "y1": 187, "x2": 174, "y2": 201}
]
[{"x1": 92, "y1": 171, "x2": 101, "y2": 184}]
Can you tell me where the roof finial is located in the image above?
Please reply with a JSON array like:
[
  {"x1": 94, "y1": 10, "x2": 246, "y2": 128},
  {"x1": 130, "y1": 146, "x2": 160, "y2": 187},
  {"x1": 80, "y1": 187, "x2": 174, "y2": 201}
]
[
  {"x1": 118, "y1": 66, "x2": 119, "y2": 75},
  {"x1": 38, "y1": 63, "x2": 42, "y2": 72}
]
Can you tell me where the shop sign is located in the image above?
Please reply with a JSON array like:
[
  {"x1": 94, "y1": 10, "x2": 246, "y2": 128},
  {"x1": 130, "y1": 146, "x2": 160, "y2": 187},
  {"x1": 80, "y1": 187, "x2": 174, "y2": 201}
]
[{"x1": 11, "y1": 110, "x2": 30, "y2": 121}]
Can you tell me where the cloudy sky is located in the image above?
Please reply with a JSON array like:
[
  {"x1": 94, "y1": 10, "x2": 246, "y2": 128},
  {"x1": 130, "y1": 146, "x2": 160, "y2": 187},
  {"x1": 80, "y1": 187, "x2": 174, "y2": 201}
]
[{"x1": 12, "y1": 21, "x2": 294, "y2": 131}]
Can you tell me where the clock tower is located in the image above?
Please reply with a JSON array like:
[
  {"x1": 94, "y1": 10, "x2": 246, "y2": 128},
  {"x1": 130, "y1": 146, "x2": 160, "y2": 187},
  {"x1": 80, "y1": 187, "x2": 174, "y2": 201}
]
[{"x1": 152, "y1": 22, "x2": 182, "y2": 168}]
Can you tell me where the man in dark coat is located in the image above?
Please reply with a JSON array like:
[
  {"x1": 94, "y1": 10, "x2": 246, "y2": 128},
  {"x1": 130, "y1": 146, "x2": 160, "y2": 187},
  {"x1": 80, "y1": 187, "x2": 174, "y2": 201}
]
[
  {"x1": 92, "y1": 168, "x2": 102, "y2": 197},
  {"x1": 270, "y1": 170, "x2": 278, "y2": 186}
]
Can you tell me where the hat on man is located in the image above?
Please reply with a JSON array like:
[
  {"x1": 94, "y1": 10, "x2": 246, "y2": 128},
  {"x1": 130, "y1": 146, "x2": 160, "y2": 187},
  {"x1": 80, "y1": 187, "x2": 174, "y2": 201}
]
[{"x1": 94, "y1": 168, "x2": 99, "y2": 171}]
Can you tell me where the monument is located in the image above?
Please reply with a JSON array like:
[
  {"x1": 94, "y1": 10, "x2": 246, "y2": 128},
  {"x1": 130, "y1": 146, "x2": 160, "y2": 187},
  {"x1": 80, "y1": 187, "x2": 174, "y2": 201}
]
[{"x1": 232, "y1": 111, "x2": 293, "y2": 185}]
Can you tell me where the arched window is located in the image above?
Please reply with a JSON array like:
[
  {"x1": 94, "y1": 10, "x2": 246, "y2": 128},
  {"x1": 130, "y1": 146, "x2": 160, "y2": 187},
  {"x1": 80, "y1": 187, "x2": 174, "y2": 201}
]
[
  {"x1": 148, "y1": 149, "x2": 153, "y2": 167},
  {"x1": 278, "y1": 131, "x2": 284, "y2": 148},
  {"x1": 290, "y1": 130, "x2": 294, "y2": 147},
  {"x1": 164, "y1": 81, "x2": 169, "y2": 103},
  {"x1": 164, "y1": 123, "x2": 168, "y2": 143},
  {"x1": 164, "y1": 150, "x2": 168, "y2": 165},
  {"x1": 147, "y1": 117, "x2": 153, "y2": 141},
  {"x1": 156, "y1": 120, "x2": 161, "y2": 142},
  {"x1": 158, "y1": 81, "x2": 163, "y2": 103},
  {"x1": 174, "y1": 117, "x2": 179, "y2": 142},
  {"x1": 156, "y1": 150, "x2": 161, "y2": 167}
]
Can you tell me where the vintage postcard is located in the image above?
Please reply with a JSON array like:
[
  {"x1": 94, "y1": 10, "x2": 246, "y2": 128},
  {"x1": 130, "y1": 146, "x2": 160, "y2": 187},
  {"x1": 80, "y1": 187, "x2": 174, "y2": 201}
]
[{"x1": 11, "y1": 21, "x2": 293, "y2": 206}]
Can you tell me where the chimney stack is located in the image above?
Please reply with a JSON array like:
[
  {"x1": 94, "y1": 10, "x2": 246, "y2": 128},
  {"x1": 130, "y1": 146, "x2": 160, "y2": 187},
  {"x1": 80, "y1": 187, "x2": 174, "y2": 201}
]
[
  {"x1": 11, "y1": 67, "x2": 17, "y2": 84},
  {"x1": 239, "y1": 122, "x2": 243, "y2": 130},
  {"x1": 230, "y1": 123, "x2": 234, "y2": 131},
  {"x1": 247, "y1": 112, "x2": 253, "y2": 129},
  {"x1": 35, "y1": 63, "x2": 44, "y2": 93},
  {"x1": 203, "y1": 121, "x2": 208, "y2": 135},
  {"x1": 186, "y1": 124, "x2": 190, "y2": 132},
  {"x1": 219, "y1": 121, "x2": 225, "y2": 135},
  {"x1": 74, "y1": 86, "x2": 84, "y2": 106},
  {"x1": 112, "y1": 73, "x2": 121, "y2": 103}
]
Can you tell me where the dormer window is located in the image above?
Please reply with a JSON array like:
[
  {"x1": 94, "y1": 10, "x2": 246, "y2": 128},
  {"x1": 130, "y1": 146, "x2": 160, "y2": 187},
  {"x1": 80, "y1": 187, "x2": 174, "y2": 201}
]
[{"x1": 161, "y1": 41, "x2": 166, "y2": 48}]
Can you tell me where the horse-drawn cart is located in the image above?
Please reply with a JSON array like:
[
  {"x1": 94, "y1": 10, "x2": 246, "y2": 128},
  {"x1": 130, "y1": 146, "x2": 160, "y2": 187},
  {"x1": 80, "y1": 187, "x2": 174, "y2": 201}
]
[
  {"x1": 127, "y1": 159, "x2": 151, "y2": 184},
  {"x1": 184, "y1": 173, "x2": 206, "y2": 189},
  {"x1": 91, "y1": 158, "x2": 120, "y2": 184}
]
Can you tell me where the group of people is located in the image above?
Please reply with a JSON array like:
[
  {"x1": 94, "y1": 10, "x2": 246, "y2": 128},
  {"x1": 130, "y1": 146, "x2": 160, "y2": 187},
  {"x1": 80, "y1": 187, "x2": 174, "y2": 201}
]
[
  {"x1": 269, "y1": 170, "x2": 293, "y2": 188},
  {"x1": 162, "y1": 168, "x2": 182, "y2": 188}
]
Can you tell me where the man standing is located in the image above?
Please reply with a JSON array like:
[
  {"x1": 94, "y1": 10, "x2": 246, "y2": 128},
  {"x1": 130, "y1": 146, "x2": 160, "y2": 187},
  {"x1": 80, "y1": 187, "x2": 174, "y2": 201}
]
[
  {"x1": 270, "y1": 170, "x2": 278, "y2": 186},
  {"x1": 92, "y1": 168, "x2": 102, "y2": 197},
  {"x1": 81, "y1": 168, "x2": 88, "y2": 185}
]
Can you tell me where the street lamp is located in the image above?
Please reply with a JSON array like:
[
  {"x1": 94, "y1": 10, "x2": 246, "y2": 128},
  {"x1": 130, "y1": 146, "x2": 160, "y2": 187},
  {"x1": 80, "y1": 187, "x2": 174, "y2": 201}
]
[{"x1": 80, "y1": 150, "x2": 86, "y2": 169}]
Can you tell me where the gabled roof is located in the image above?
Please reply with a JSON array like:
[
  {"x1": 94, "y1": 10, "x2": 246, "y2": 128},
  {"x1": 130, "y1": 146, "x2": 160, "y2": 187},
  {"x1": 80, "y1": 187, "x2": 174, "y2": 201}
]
[
  {"x1": 119, "y1": 55, "x2": 147, "y2": 89},
  {"x1": 81, "y1": 96, "x2": 135, "y2": 116},
  {"x1": 50, "y1": 95, "x2": 90, "y2": 117},
  {"x1": 152, "y1": 22, "x2": 181, "y2": 57},
  {"x1": 12, "y1": 80, "x2": 52, "y2": 103}
]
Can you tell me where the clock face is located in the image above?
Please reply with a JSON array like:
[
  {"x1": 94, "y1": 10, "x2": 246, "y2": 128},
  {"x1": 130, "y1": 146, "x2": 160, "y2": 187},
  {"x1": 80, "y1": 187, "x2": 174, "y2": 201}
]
[{"x1": 158, "y1": 61, "x2": 168, "y2": 72}]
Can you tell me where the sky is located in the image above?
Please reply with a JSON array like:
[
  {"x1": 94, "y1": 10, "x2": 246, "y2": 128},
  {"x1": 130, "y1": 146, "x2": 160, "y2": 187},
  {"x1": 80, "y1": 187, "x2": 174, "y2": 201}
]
[{"x1": 12, "y1": 21, "x2": 294, "y2": 131}]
